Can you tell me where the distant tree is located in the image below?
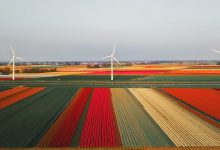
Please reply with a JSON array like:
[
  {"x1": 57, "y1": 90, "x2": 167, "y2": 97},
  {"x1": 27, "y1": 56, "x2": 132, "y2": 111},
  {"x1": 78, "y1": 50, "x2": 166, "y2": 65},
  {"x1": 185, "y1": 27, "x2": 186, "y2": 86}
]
[
  {"x1": 217, "y1": 61, "x2": 220, "y2": 65},
  {"x1": 87, "y1": 64, "x2": 100, "y2": 68},
  {"x1": 74, "y1": 62, "x2": 80, "y2": 65},
  {"x1": 22, "y1": 68, "x2": 57, "y2": 73}
]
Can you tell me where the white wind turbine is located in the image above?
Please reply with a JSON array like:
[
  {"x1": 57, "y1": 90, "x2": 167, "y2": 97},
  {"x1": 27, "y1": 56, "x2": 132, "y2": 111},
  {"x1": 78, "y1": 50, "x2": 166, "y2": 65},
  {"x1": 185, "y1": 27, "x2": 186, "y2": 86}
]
[
  {"x1": 211, "y1": 48, "x2": 220, "y2": 54},
  {"x1": 102, "y1": 46, "x2": 120, "y2": 80},
  {"x1": 8, "y1": 46, "x2": 25, "y2": 80}
]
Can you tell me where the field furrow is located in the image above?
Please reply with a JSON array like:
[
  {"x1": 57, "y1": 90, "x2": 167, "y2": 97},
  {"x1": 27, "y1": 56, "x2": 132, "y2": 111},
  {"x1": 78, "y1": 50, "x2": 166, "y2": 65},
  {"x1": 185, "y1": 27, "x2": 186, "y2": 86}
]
[{"x1": 129, "y1": 88, "x2": 220, "y2": 147}]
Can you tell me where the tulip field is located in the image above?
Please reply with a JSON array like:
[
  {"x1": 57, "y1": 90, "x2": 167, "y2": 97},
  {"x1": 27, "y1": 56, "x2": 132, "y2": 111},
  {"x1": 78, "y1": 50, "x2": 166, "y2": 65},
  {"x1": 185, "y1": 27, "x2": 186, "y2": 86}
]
[
  {"x1": 38, "y1": 88, "x2": 93, "y2": 147},
  {"x1": 79, "y1": 88, "x2": 121, "y2": 147},
  {"x1": 0, "y1": 86, "x2": 45, "y2": 110},
  {"x1": 0, "y1": 86, "x2": 219, "y2": 148},
  {"x1": 129, "y1": 88, "x2": 220, "y2": 147},
  {"x1": 161, "y1": 88, "x2": 220, "y2": 121},
  {"x1": 111, "y1": 88, "x2": 174, "y2": 147}
]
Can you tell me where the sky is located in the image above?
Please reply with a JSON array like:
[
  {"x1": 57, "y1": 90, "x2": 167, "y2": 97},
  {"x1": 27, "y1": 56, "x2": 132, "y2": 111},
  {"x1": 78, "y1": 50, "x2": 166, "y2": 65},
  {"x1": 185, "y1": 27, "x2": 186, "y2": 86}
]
[{"x1": 0, "y1": 0, "x2": 220, "y2": 61}]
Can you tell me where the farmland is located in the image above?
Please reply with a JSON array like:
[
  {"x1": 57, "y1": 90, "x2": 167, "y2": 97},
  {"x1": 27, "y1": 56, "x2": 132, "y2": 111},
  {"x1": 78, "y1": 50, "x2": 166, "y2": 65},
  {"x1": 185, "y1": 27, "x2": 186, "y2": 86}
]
[
  {"x1": 1, "y1": 75, "x2": 220, "y2": 88},
  {"x1": 0, "y1": 85, "x2": 219, "y2": 148},
  {"x1": 111, "y1": 88, "x2": 174, "y2": 147},
  {"x1": 1, "y1": 64, "x2": 220, "y2": 88},
  {"x1": 129, "y1": 88, "x2": 220, "y2": 147},
  {"x1": 0, "y1": 86, "x2": 44, "y2": 109},
  {"x1": 79, "y1": 88, "x2": 121, "y2": 147},
  {"x1": 1, "y1": 0, "x2": 220, "y2": 149},
  {"x1": 161, "y1": 88, "x2": 220, "y2": 122},
  {"x1": 0, "y1": 87, "x2": 78, "y2": 147},
  {"x1": 0, "y1": 64, "x2": 220, "y2": 149}
]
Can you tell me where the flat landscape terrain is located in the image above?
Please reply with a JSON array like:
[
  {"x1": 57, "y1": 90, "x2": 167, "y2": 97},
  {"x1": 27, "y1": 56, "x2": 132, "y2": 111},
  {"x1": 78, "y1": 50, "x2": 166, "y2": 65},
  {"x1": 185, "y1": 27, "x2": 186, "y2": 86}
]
[
  {"x1": 0, "y1": 64, "x2": 219, "y2": 149},
  {"x1": 1, "y1": 64, "x2": 220, "y2": 88}
]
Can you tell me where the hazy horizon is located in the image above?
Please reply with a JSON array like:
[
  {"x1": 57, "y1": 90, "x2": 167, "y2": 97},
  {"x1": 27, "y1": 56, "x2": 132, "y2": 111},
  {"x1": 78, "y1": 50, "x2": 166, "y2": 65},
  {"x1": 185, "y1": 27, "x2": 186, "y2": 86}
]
[{"x1": 0, "y1": 0, "x2": 220, "y2": 61}]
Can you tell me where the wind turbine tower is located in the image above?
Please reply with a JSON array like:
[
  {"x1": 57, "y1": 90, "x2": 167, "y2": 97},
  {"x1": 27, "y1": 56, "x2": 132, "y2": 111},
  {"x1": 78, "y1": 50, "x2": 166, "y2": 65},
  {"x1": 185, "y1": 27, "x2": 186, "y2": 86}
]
[
  {"x1": 102, "y1": 46, "x2": 120, "y2": 80},
  {"x1": 8, "y1": 46, "x2": 25, "y2": 80}
]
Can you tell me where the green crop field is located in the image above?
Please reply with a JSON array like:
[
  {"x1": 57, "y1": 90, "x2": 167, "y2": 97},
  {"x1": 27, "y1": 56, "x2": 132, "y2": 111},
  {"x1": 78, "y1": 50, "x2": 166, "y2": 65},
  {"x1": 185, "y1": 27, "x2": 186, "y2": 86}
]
[
  {"x1": 0, "y1": 87, "x2": 12, "y2": 92},
  {"x1": 0, "y1": 87, "x2": 78, "y2": 147},
  {"x1": 34, "y1": 75, "x2": 220, "y2": 82},
  {"x1": 35, "y1": 75, "x2": 144, "y2": 81},
  {"x1": 1, "y1": 74, "x2": 220, "y2": 88},
  {"x1": 140, "y1": 75, "x2": 220, "y2": 82}
]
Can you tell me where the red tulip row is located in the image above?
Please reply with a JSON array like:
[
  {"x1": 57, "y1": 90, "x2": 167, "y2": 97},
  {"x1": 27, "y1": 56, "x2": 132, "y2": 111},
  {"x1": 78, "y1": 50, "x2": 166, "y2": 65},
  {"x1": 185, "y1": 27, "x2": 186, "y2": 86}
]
[
  {"x1": 0, "y1": 86, "x2": 29, "y2": 99},
  {"x1": 0, "y1": 87, "x2": 45, "y2": 110},
  {"x1": 162, "y1": 88, "x2": 220, "y2": 120},
  {"x1": 79, "y1": 88, "x2": 121, "y2": 147},
  {"x1": 38, "y1": 88, "x2": 93, "y2": 147}
]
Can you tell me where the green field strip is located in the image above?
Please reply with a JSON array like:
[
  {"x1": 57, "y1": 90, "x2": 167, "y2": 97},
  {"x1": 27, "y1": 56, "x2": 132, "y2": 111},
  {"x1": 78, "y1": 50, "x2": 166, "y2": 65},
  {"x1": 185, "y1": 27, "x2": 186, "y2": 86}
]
[
  {"x1": 111, "y1": 88, "x2": 175, "y2": 148},
  {"x1": 0, "y1": 87, "x2": 12, "y2": 92},
  {"x1": 0, "y1": 87, "x2": 55, "y2": 121},
  {"x1": 33, "y1": 75, "x2": 220, "y2": 82},
  {"x1": 70, "y1": 89, "x2": 94, "y2": 147},
  {"x1": 34, "y1": 75, "x2": 144, "y2": 81},
  {"x1": 0, "y1": 87, "x2": 78, "y2": 147},
  {"x1": 28, "y1": 88, "x2": 80, "y2": 146},
  {"x1": 2, "y1": 74, "x2": 220, "y2": 88},
  {"x1": 142, "y1": 75, "x2": 220, "y2": 82},
  {"x1": 1, "y1": 81, "x2": 220, "y2": 88}
]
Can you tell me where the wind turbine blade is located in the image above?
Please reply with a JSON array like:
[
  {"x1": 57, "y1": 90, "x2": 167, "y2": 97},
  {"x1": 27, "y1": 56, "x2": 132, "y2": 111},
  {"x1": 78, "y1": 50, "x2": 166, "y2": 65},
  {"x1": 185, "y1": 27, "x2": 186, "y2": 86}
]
[
  {"x1": 10, "y1": 46, "x2": 15, "y2": 56},
  {"x1": 101, "y1": 55, "x2": 111, "y2": 59},
  {"x1": 8, "y1": 58, "x2": 13, "y2": 65},
  {"x1": 211, "y1": 49, "x2": 220, "y2": 54},
  {"x1": 15, "y1": 57, "x2": 25, "y2": 60},
  {"x1": 112, "y1": 45, "x2": 116, "y2": 56},
  {"x1": 113, "y1": 57, "x2": 120, "y2": 65}
]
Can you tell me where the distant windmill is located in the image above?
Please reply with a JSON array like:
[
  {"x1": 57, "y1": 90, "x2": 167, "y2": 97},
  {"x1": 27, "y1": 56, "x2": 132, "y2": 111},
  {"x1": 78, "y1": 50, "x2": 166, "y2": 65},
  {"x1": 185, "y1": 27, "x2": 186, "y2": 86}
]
[
  {"x1": 8, "y1": 46, "x2": 25, "y2": 80},
  {"x1": 102, "y1": 46, "x2": 120, "y2": 80},
  {"x1": 211, "y1": 48, "x2": 220, "y2": 54}
]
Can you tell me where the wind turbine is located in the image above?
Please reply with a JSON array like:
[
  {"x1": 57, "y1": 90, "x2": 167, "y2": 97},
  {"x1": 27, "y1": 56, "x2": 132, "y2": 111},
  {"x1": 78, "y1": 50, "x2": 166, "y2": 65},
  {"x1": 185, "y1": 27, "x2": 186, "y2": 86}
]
[
  {"x1": 211, "y1": 48, "x2": 220, "y2": 54},
  {"x1": 8, "y1": 46, "x2": 25, "y2": 80},
  {"x1": 102, "y1": 46, "x2": 120, "y2": 81}
]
